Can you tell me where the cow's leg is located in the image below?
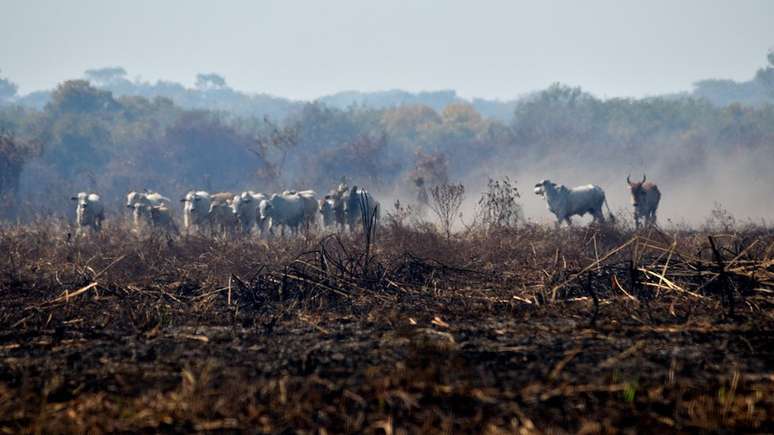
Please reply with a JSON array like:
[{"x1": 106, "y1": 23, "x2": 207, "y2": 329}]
[
  {"x1": 595, "y1": 209, "x2": 605, "y2": 224},
  {"x1": 267, "y1": 224, "x2": 276, "y2": 239}
]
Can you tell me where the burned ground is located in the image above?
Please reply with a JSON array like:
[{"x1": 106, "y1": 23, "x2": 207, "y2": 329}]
[{"x1": 0, "y1": 222, "x2": 772, "y2": 433}]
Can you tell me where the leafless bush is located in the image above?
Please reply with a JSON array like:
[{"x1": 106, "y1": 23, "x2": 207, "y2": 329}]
[
  {"x1": 385, "y1": 199, "x2": 422, "y2": 230},
  {"x1": 428, "y1": 183, "x2": 465, "y2": 239},
  {"x1": 704, "y1": 202, "x2": 737, "y2": 232},
  {"x1": 476, "y1": 177, "x2": 522, "y2": 232}
]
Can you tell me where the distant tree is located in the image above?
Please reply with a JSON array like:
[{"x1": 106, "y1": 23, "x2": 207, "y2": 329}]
[
  {"x1": 84, "y1": 67, "x2": 128, "y2": 84},
  {"x1": 0, "y1": 132, "x2": 38, "y2": 218},
  {"x1": 380, "y1": 105, "x2": 440, "y2": 144},
  {"x1": 759, "y1": 49, "x2": 774, "y2": 96},
  {"x1": 46, "y1": 80, "x2": 118, "y2": 114},
  {"x1": 441, "y1": 102, "x2": 482, "y2": 125},
  {"x1": 0, "y1": 71, "x2": 18, "y2": 103},
  {"x1": 410, "y1": 150, "x2": 448, "y2": 188},
  {"x1": 248, "y1": 116, "x2": 299, "y2": 188},
  {"x1": 195, "y1": 73, "x2": 227, "y2": 90},
  {"x1": 159, "y1": 110, "x2": 262, "y2": 191},
  {"x1": 511, "y1": 83, "x2": 600, "y2": 146},
  {"x1": 290, "y1": 102, "x2": 363, "y2": 152},
  {"x1": 316, "y1": 131, "x2": 396, "y2": 187}
]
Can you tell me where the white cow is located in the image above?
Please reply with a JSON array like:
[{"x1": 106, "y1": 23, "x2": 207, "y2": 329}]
[
  {"x1": 126, "y1": 190, "x2": 171, "y2": 208},
  {"x1": 127, "y1": 190, "x2": 172, "y2": 229},
  {"x1": 131, "y1": 204, "x2": 178, "y2": 234},
  {"x1": 71, "y1": 192, "x2": 104, "y2": 234},
  {"x1": 181, "y1": 191, "x2": 211, "y2": 233},
  {"x1": 208, "y1": 192, "x2": 238, "y2": 237},
  {"x1": 345, "y1": 186, "x2": 380, "y2": 232},
  {"x1": 534, "y1": 179, "x2": 613, "y2": 227},
  {"x1": 276, "y1": 190, "x2": 318, "y2": 229},
  {"x1": 232, "y1": 191, "x2": 267, "y2": 235},
  {"x1": 297, "y1": 190, "x2": 319, "y2": 229},
  {"x1": 261, "y1": 192, "x2": 308, "y2": 237}
]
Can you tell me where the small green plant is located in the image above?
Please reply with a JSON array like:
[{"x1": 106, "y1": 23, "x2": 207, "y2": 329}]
[{"x1": 623, "y1": 381, "x2": 638, "y2": 403}]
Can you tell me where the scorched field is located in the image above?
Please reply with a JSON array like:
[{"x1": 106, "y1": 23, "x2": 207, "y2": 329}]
[{"x1": 0, "y1": 221, "x2": 772, "y2": 433}]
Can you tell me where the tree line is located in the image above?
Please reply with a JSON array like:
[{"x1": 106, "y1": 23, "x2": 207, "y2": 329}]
[{"x1": 0, "y1": 55, "x2": 773, "y2": 221}]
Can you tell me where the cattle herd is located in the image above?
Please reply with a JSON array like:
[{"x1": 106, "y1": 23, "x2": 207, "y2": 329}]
[
  {"x1": 71, "y1": 181, "x2": 381, "y2": 237},
  {"x1": 70, "y1": 175, "x2": 661, "y2": 236}
]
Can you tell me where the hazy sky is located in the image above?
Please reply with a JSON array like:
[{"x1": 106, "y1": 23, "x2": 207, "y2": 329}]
[{"x1": 1, "y1": 0, "x2": 773, "y2": 100}]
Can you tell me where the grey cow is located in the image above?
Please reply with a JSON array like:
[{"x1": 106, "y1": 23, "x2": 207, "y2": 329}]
[{"x1": 534, "y1": 180, "x2": 613, "y2": 227}]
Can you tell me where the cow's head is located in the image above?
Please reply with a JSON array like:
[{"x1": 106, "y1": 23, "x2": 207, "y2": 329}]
[
  {"x1": 627, "y1": 174, "x2": 647, "y2": 207},
  {"x1": 258, "y1": 199, "x2": 273, "y2": 220},
  {"x1": 320, "y1": 199, "x2": 335, "y2": 224},
  {"x1": 182, "y1": 191, "x2": 205, "y2": 213},
  {"x1": 71, "y1": 193, "x2": 89, "y2": 209},
  {"x1": 242, "y1": 192, "x2": 254, "y2": 202},
  {"x1": 127, "y1": 191, "x2": 141, "y2": 208},
  {"x1": 233, "y1": 192, "x2": 253, "y2": 209},
  {"x1": 534, "y1": 180, "x2": 556, "y2": 196}
]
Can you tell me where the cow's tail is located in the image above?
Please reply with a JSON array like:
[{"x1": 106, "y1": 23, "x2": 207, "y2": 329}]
[{"x1": 603, "y1": 197, "x2": 616, "y2": 223}]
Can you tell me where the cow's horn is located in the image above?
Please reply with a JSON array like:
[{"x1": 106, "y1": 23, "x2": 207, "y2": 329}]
[
  {"x1": 626, "y1": 174, "x2": 632, "y2": 185},
  {"x1": 641, "y1": 174, "x2": 646, "y2": 183}
]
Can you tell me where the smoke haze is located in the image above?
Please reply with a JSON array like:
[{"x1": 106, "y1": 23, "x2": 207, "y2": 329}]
[{"x1": 1, "y1": 3, "x2": 773, "y2": 227}]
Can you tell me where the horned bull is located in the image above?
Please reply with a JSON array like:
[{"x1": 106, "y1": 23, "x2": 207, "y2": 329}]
[{"x1": 627, "y1": 174, "x2": 661, "y2": 228}]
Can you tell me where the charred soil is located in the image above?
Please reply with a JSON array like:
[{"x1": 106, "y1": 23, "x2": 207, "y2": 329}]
[{"x1": 0, "y1": 222, "x2": 773, "y2": 433}]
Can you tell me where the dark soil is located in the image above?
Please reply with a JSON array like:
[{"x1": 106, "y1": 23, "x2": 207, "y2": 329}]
[{"x1": 0, "y1": 222, "x2": 772, "y2": 433}]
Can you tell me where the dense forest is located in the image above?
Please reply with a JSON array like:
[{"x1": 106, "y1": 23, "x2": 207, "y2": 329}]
[{"x1": 0, "y1": 52, "x2": 773, "y2": 223}]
